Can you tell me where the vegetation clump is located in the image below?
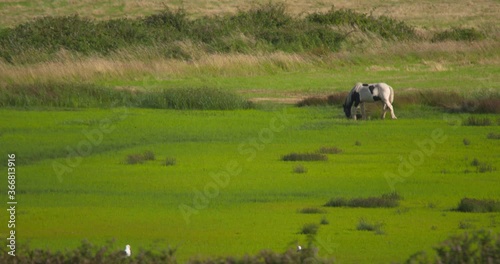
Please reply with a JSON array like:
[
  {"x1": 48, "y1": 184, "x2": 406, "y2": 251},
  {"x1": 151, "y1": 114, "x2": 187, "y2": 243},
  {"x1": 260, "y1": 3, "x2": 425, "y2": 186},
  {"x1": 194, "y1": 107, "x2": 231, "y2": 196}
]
[
  {"x1": 282, "y1": 152, "x2": 328, "y2": 161},
  {"x1": 325, "y1": 192, "x2": 402, "y2": 208},
  {"x1": 456, "y1": 198, "x2": 500, "y2": 213},
  {"x1": 406, "y1": 230, "x2": 500, "y2": 263}
]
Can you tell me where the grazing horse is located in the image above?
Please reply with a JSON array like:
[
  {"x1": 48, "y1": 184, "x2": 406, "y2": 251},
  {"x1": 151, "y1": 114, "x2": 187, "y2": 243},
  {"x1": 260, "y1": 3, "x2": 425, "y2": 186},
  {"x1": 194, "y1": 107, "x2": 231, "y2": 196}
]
[{"x1": 343, "y1": 82, "x2": 397, "y2": 120}]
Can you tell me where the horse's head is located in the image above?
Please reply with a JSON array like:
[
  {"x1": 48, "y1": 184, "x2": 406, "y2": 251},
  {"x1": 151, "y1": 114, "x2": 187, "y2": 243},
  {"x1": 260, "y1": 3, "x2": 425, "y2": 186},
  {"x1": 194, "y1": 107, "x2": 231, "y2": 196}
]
[{"x1": 343, "y1": 103, "x2": 351, "y2": 118}]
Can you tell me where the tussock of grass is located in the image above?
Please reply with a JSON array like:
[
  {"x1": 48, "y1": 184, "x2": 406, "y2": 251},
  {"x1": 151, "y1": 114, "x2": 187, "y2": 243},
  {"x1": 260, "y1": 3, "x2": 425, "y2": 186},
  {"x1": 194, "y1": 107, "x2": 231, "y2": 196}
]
[
  {"x1": 325, "y1": 192, "x2": 402, "y2": 208},
  {"x1": 487, "y1": 132, "x2": 500, "y2": 139},
  {"x1": 282, "y1": 152, "x2": 327, "y2": 162},
  {"x1": 165, "y1": 157, "x2": 177, "y2": 166},
  {"x1": 300, "y1": 223, "x2": 319, "y2": 235},
  {"x1": 456, "y1": 198, "x2": 500, "y2": 213},
  {"x1": 299, "y1": 207, "x2": 325, "y2": 214},
  {"x1": 462, "y1": 116, "x2": 492, "y2": 126},
  {"x1": 293, "y1": 164, "x2": 307, "y2": 174},
  {"x1": 317, "y1": 146, "x2": 342, "y2": 154},
  {"x1": 357, "y1": 218, "x2": 384, "y2": 234}
]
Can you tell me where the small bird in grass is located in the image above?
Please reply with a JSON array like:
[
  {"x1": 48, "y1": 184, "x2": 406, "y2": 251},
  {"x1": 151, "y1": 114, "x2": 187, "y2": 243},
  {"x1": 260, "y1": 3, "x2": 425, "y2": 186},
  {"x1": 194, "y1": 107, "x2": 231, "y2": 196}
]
[
  {"x1": 124, "y1": 244, "x2": 131, "y2": 257},
  {"x1": 297, "y1": 245, "x2": 302, "y2": 252}
]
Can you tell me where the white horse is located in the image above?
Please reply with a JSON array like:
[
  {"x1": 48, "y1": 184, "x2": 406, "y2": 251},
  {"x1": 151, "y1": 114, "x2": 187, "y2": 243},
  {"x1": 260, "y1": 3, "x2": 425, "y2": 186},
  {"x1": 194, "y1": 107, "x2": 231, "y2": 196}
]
[{"x1": 342, "y1": 82, "x2": 397, "y2": 120}]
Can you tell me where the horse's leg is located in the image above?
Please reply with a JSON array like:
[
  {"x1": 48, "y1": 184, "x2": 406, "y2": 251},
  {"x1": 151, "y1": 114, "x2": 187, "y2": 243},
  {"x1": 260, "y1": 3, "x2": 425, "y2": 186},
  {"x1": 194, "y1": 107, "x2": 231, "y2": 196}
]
[
  {"x1": 382, "y1": 104, "x2": 388, "y2": 119},
  {"x1": 351, "y1": 105, "x2": 357, "y2": 120},
  {"x1": 386, "y1": 102, "x2": 397, "y2": 119},
  {"x1": 361, "y1": 103, "x2": 367, "y2": 120}
]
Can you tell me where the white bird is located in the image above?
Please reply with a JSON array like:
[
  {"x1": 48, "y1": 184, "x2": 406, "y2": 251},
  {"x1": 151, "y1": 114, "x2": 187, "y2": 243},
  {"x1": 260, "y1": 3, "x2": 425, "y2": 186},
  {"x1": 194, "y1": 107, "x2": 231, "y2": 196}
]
[
  {"x1": 124, "y1": 244, "x2": 131, "y2": 257},
  {"x1": 297, "y1": 245, "x2": 302, "y2": 252}
]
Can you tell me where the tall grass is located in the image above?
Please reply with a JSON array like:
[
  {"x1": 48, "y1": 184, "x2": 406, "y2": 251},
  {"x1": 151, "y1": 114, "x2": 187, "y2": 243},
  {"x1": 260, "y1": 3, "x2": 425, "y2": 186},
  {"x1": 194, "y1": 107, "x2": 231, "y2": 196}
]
[{"x1": 0, "y1": 83, "x2": 253, "y2": 110}]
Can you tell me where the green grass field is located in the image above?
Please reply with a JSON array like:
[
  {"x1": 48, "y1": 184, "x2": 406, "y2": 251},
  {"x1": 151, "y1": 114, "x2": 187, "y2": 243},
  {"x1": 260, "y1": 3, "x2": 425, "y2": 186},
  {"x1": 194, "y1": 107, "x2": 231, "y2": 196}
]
[
  {"x1": 1, "y1": 106, "x2": 499, "y2": 263},
  {"x1": 1, "y1": 0, "x2": 500, "y2": 263}
]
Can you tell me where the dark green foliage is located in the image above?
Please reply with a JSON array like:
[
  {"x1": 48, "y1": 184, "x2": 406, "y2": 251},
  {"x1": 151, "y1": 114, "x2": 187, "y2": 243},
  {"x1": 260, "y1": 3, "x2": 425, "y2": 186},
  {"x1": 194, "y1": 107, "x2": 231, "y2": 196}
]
[
  {"x1": 306, "y1": 7, "x2": 417, "y2": 40},
  {"x1": 282, "y1": 152, "x2": 328, "y2": 161},
  {"x1": 143, "y1": 150, "x2": 155, "y2": 161},
  {"x1": 432, "y1": 27, "x2": 485, "y2": 42},
  {"x1": 406, "y1": 230, "x2": 500, "y2": 263},
  {"x1": 126, "y1": 154, "x2": 145, "y2": 164},
  {"x1": 325, "y1": 192, "x2": 402, "y2": 208},
  {"x1": 0, "y1": 3, "x2": 424, "y2": 62},
  {"x1": 456, "y1": 198, "x2": 500, "y2": 213}
]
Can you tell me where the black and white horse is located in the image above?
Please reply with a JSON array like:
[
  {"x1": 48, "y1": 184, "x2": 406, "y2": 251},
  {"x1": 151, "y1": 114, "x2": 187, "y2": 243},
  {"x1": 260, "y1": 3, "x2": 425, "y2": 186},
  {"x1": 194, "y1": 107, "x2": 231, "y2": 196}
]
[{"x1": 343, "y1": 82, "x2": 397, "y2": 120}]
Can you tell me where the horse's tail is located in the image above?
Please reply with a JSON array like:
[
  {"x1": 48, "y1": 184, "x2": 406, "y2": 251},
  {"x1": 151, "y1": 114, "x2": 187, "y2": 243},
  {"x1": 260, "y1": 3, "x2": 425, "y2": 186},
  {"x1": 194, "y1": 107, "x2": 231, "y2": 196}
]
[{"x1": 389, "y1": 85, "x2": 395, "y2": 103}]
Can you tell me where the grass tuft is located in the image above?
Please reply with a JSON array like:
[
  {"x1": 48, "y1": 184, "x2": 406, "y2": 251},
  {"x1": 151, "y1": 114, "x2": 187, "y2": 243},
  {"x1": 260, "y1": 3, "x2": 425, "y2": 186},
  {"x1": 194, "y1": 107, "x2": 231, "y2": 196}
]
[
  {"x1": 299, "y1": 207, "x2": 325, "y2": 214},
  {"x1": 456, "y1": 198, "x2": 500, "y2": 213},
  {"x1": 325, "y1": 192, "x2": 402, "y2": 208},
  {"x1": 301, "y1": 223, "x2": 319, "y2": 235},
  {"x1": 357, "y1": 218, "x2": 384, "y2": 234},
  {"x1": 462, "y1": 116, "x2": 492, "y2": 126},
  {"x1": 293, "y1": 164, "x2": 307, "y2": 174},
  {"x1": 317, "y1": 146, "x2": 342, "y2": 154},
  {"x1": 282, "y1": 152, "x2": 327, "y2": 161}
]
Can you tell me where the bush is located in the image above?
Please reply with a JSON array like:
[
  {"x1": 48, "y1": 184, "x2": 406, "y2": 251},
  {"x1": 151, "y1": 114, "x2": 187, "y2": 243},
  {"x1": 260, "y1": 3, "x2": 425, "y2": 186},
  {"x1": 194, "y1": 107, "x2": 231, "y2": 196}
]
[
  {"x1": 406, "y1": 230, "x2": 500, "y2": 263},
  {"x1": 325, "y1": 192, "x2": 402, "y2": 208},
  {"x1": 282, "y1": 152, "x2": 328, "y2": 161},
  {"x1": 456, "y1": 198, "x2": 500, "y2": 213},
  {"x1": 143, "y1": 150, "x2": 155, "y2": 161}
]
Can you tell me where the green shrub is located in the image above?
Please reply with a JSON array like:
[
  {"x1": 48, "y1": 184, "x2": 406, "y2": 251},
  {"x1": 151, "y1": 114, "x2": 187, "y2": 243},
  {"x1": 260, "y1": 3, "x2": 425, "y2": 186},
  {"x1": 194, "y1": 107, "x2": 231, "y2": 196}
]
[
  {"x1": 432, "y1": 27, "x2": 485, "y2": 42},
  {"x1": 126, "y1": 154, "x2": 145, "y2": 165},
  {"x1": 406, "y1": 230, "x2": 500, "y2": 263},
  {"x1": 282, "y1": 152, "x2": 328, "y2": 161},
  {"x1": 456, "y1": 198, "x2": 500, "y2": 213}
]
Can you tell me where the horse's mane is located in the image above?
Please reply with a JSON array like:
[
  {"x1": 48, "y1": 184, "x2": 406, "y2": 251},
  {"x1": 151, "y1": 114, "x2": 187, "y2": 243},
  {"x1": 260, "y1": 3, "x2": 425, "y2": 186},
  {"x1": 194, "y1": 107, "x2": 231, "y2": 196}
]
[{"x1": 344, "y1": 83, "x2": 362, "y2": 107}]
